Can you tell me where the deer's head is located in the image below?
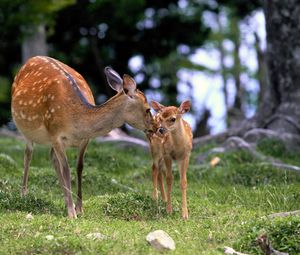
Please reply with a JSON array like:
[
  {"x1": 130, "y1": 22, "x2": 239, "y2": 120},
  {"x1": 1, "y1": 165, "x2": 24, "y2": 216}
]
[
  {"x1": 151, "y1": 100, "x2": 191, "y2": 135},
  {"x1": 105, "y1": 67, "x2": 155, "y2": 133}
]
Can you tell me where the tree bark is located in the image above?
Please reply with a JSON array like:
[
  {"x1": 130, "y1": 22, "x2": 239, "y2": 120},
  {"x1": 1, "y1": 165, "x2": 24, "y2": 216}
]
[
  {"x1": 22, "y1": 24, "x2": 48, "y2": 63},
  {"x1": 257, "y1": 0, "x2": 300, "y2": 135}
]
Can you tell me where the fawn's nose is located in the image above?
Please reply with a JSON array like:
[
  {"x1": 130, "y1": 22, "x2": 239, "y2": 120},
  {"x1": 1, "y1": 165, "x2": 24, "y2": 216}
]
[{"x1": 159, "y1": 127, "x2": 166, "y2": 134}]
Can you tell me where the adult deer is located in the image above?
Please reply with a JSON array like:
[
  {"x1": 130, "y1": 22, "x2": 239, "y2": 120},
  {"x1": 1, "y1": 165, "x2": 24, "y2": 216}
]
[
  {"x1": 11, "y1": 56, "x2": 155, "y2": 218},
  {"x1": 148, "y1": 100, "x2": 192, "y2": 219}
]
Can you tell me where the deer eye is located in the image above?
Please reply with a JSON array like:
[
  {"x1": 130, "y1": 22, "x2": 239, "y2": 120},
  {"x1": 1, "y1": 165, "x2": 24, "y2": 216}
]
[
  {"x1": 170, "y1": 117, "x2": 176, "y2": 122},
  {"x1": 146, "y1": 108, "x2": 151, "y2": 114}
]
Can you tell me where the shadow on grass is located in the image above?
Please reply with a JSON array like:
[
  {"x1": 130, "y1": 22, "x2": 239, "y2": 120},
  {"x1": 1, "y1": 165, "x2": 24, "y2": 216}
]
[
  {"x1": 0, "y1": 190, "x2": 64, "y2": 216},
  {"x1": 103, "y1": 192, "x2": 169, "y2": 221}
]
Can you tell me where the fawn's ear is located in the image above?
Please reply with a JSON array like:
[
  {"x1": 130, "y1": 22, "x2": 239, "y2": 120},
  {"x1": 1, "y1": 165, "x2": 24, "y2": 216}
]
[
  {"x1": 104, "y1": 67, "x2": 123, "y2": 92},
  {"x1": 179, "y1": 100, "x2": 191, "y2": 114},
  {"x1": 151, "y1": 101, "x2": 165, "y2": 112},
  {"x1": 123, "y1": 74, "x2": 137, "y2": 97}
]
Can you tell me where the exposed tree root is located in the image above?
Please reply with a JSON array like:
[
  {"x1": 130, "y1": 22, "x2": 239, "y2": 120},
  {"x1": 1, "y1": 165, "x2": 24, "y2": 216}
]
[
  {"x1": 96, "y1": 135, "x2": 149, "y2": 150},
  {"x1": 196, "y1": 135, "x2": 300, "y2": 173},
  {"x1": 224, "y1": 246, "x2": 249, "y2": 255},
  {"x1": 267, "y1": 210, "x2": 300, "y2": 218},
  {"x1": 259, "y1": 162, "x2": 300, "y2": 172},
  {"x1": 243, "y1": 128, "x2": 300, "y2": 151},
  {"x1": 256, "y1": 234, "x2": 289, "y2": 255}
]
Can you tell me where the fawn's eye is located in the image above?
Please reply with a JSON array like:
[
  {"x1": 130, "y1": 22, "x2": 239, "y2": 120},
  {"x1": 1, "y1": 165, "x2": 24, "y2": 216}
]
[
  {"x1": 170, "y1": 117, "x2": 176, "y2": 122},
  {"x1": 146, "y1": 108, "x2": 151, "y2": 114}
]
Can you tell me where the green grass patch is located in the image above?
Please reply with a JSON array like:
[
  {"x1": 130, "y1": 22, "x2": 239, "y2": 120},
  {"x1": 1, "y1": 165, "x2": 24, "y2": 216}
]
[{"x1": 0, "y1": 136, "x2": 300, "y2": 254}]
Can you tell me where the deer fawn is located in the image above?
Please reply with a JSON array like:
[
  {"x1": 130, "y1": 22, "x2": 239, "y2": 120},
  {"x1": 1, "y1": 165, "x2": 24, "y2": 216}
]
[
  {"x1": 148, "y1": 100, "x2": 193, "y2": 219},
  {"x1": 11, "y1": 56, "x2": 155, "y2": 218}
]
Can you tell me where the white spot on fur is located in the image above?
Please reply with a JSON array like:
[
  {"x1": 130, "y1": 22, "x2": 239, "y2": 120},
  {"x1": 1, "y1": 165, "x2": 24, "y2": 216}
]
[{"x1": 20, "y1": 112, "x2": 26, "y2": 119}]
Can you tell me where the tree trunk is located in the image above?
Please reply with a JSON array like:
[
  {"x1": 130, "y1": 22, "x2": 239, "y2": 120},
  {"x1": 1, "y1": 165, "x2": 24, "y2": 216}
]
[
  {"x1": 22, "y1": 24, "x2": 48, "y2": 63},
  {"x1": 258, "y1": 0, "x2": 300, "y2": 135}
]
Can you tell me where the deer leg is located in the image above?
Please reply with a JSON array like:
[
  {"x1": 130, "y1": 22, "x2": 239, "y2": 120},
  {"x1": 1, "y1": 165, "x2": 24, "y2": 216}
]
[
  {"x1": 158, "y1": 171, "x2": 166, "y2": 202},
  {"x1": 21, "y1": 141, "x2": 33, "y2": 197},
  {"x1": 50, "y1": 147, "x2": 66, "y2": 195},
  {"x1": 178, "y1": 157, "x2": 190, "y2": 220},
  {"x1": 151, "y1": 163, "x2": 159, "y2": 200},
  {"x1": 75, "y1": 139, "x2": 89, "y2": 214},
  {"x1": 164, "y1": 156, "x2": 173, "y2": 214},
  {"x1": 52, "y1": 141, "x2": 76, "y2": 219}
]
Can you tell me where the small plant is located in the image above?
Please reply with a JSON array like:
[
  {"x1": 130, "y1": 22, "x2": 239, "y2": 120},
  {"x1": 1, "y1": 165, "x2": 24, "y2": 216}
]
[
  {"x1": 237, "y1": 216, "x2": 300, "y2": 255},
  {"x1": 0, "y1": 190, "x2": 63, "y2": 215},
  {"x1": 103, "y1": 192, "x2": 167, "y2": 220},
  {"x1": 257, "y1": 138, "x2": 288, "y2": 158}
]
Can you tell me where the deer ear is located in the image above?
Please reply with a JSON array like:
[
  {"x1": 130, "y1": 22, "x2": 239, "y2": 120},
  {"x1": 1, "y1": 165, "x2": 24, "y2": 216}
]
[
  {"x1": 179, "y1": 100, "x2": 191, "y2": 114},
  {"x1": 122, "y1": 74, "x2": 137, "y2": 96},
  {"x1": 151, "y1": 101, "x2": 165, "y2": 112},
  {"x1": 104, "y1": 67, "x2": 123, "y2": 92}
]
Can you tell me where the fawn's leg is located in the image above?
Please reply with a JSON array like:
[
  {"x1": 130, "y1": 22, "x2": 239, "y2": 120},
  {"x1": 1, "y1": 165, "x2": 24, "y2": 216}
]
[
  {"x1": 152, "y1": 163, "x2": 159, "y2": 200},
  {"x1": 21, "y1": 141, "x2": 33, "y2": 196},
  {"x1": 178, "y1": 156, "x2": 190, "y2": 219},
  {"x1": 75, "y1": 139, "x2": 89, "y2": 214},
  {"x1": 164, "y1": 156, "x2": 173, "y2": 214},
  {"x1": 158, "y1": 171, "x2": 166, "y2": 202},
  {"x1": 52, "y1": 140, "x2": 76, "y2": 219}
]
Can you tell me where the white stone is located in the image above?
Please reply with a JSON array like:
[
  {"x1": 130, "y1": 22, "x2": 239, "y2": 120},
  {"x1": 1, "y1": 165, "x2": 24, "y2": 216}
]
[
  {"x1": 86, "y1": 232, "x2": 106, "y2": 240},
  {"x1": 146, "y1": 230, "x2": 175, "y2": 251},
  {"x1": 45, "y1": 235, "x2": 54, "y2": 240},
  {"x1": 25, "y1": 213, "x2": 34, "y2": 220}
]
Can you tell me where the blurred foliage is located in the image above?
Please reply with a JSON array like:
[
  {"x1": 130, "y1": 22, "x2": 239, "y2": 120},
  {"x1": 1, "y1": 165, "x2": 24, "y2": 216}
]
[{"x1": 0, "y1": 0, "x2": 261, "y2": 125}]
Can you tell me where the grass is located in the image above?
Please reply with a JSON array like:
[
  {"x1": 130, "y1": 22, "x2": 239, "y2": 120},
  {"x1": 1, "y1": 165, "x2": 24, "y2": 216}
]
[{"x1": 0, "y1": 136, "x2": 300, "y2": 254}]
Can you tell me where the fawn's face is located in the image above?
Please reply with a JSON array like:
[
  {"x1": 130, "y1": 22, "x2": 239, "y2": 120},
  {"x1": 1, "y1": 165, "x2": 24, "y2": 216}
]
[
  {"x1": 156, "y1": 107, "x2": 179, "y2": 134},
  {"x1": 151, "y1": 100, "x2": 191, "y2": 135}
]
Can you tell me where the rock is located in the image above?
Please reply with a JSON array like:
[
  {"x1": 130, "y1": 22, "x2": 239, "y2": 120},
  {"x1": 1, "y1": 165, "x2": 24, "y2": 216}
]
[
  {"x1": 210, "y1": 156, "x2": 221, "y2": 167},
  {"x1": 25, "y1": 213, "x2": 34, "y2": 220},
  {"x1": 45, "y1": 235, "x2": 54, "y2": 240},
  {"x1": 86, "y1": 232, "x2": 106, "y2": 240},
  {"x1": 146, "y1": 230, "x2": 175, "y2": 251}
]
